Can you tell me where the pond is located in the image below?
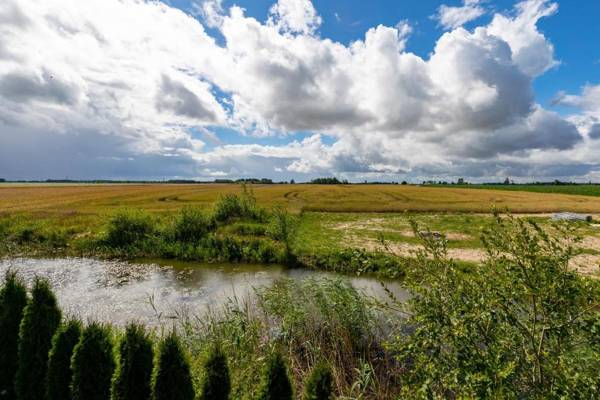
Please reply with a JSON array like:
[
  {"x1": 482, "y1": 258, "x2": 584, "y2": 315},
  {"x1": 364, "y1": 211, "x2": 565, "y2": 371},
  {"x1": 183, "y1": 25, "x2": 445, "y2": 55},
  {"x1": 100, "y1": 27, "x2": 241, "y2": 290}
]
[{"x1": 0, "y1": 258, "x2": 409, "y2": 326}]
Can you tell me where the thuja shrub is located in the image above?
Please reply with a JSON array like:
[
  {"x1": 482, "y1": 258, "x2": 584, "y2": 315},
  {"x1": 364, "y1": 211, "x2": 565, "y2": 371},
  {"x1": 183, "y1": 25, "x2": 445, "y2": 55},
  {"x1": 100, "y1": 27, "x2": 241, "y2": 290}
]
[
  {"x1": 256, "y1": 351, "x2": 293, "y2": 400},
  {"x1": 198, "y1": 344, "x2": 230, "y2": 400},
  {"x1": 152, "y1": 332, "x2": 195, "y2": 400},
  {"x1": 15, "y1": 277, "x2": 62, "y2": 400},
  {"x1": 71, "y1": 322, "x2": 116, "y2": 400},
  {"x1": 46, "y1": 319, "x2": 82, "y2": 400},
  {"x1": 302, "y1": 362, "x2": 334, "y2": 400},
  {"x1": 0, "y1": 271, "x2": 28, "y2": 398},
  {"x1": 112, "y1": 323, "x2": 154, "y2": 400}
]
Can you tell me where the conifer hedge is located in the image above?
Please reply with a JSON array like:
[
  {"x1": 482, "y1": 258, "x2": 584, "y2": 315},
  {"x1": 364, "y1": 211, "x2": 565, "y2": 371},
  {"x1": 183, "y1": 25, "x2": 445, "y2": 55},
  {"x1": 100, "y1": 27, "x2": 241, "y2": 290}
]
[
  {"x1": 112, "y1": 323, "x2": 154, "y2": 400},
  {"x1": 0, "y1": 271, "x2": 28, "y2": 399},
  {"x1": 256, "y1": 351, "x2": 293, "y2": 400},
  {"x1": 46, "y1": 319, "x2": 82, "y2": 400},
  {"x1": 302, "y1": 362, "x2": 334, "y2": 400},
  {"x1": 71, "y1": 322, "x2": 115, "y2": 400},
  {"x1": 198, "y1": 344, "x2": 230, "y2": 400},
  {"x1": 15, "y1": 277, "x2": 62, "y2": 400},
  {"x1": 152, "y1": 332, "x2": 195, "y2": 400}
]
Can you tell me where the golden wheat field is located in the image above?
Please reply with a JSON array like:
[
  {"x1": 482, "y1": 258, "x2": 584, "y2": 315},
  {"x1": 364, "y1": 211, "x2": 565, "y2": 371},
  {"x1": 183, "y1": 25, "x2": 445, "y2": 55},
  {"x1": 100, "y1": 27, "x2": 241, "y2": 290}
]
[{"x1": 2, "y1": 183, "x2": 600, "y2": 214}]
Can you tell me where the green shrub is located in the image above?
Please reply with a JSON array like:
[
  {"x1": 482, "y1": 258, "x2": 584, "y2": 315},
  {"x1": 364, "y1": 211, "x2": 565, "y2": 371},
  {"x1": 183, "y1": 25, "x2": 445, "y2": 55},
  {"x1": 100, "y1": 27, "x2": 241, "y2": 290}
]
[
  {"x1": 71, "y1": 322, "x2": 115, "y2": 400},
  {"x1": 213, "y1": 185, "x2": 266, "y2": 223},
  {"x1": 256, "y1": 351, "x2": 293, "y2": 400},
  {"x1": 198, "y1": 344, "x2": 230, "y2": 400},
  {"x1": 105, "y1": 211, "x2": 153, "y2": 248},
  {"x1": 173, "y1": 208, "x2": 215, "y2": 243},
  {"x1": 394, "y1": 214, "x2": 600, "y2": 398},
  {"x1": 112, "y1": 323, "x2": 154, "y2": 400},
  {"x1": 152, "y1": 332, "x2": 195, "y2": 400},
  {"x1": 0, "y1": 271, "x2": 28, "y2": 398},
  {"x1": 47, "y1": 319, "x2": 82, "y2": 400},
  {"x1": 302, "y1": 362, "x2": 334, "y2": 400},
  {"x1": 15, "y1": 277, "x2": 62, "y2": 400}
]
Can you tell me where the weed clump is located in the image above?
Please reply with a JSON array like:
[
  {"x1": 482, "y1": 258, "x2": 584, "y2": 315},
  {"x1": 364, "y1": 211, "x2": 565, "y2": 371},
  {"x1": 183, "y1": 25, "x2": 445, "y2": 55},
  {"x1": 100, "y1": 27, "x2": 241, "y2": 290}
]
[
  {"x1": 256, "y1": 351, "x2": 293, "y2": 400},
  {"x1": 105, "y1": 211, "x2": 153, "y2": 248},
  {"x1": 152, "y1": 332, "x2": 195, "y2": 400},
  {"x1": 198, "y1": 344, "x2": 230, "y2": 400},
  {"x1": 173, "y1": 208, "x2": 215, "y2": 243},
  {"x1": 47, "y1": 319, "x2": 82, "y2": 400},
  {"x1": 71, "y1": 322, "x2": 115, "y2": 400},
  {"x1": 302, "y1": 362, "x2": 334, "y2": 400},
  {"x1": 213, "y1": 184, "x2": 266, "y2": 223},
  {"x1": 0, "y1": 271, "x2": 28, "y2": 398},
  {"x1": 112, "y1": 323, "x2": 154, "y2": 400},
  {"x1": 15, "y1": 277, "x2": 62, "y2": 400}
]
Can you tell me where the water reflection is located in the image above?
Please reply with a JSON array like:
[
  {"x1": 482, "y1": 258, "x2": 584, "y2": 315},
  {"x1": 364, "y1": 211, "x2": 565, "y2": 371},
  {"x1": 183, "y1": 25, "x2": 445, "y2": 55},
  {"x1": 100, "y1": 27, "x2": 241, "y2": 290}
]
[{"x1": 0, "y1": 258, "x2": 409, "y2": 326}]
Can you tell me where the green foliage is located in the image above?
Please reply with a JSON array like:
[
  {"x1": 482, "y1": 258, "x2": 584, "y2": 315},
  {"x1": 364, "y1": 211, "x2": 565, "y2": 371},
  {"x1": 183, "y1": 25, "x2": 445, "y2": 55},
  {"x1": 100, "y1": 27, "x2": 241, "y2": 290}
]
[
  {"x1": 198, "y1": 344, "x2": 231, "y2": 400},
  {"x1": 302, "y1": 362, "x2": 334, "y2": 400},
  {"x1": 257, "y1": 279, "x2": 374, "y2": 357},
  {"x1": 105, "y1": 211, "x2": 154, "y2": 248},
  {"x1": 15, "y1": 277, "x2": 62, "y2": 400},
  {"x1": 0, "y1": 271, "x2": 28, "y2": 398},
  {"x1": 267, "y1": 207, "x2": 298, "y2": 262},
  {"x1": 394, "y1": 213, "x2": 600, "y2": 399},
  {"x1": 112, "y1": 323, "x2": 154, "y2": 400},
  {"x1": 47, "y1": 319, "x2": 82, "y2": 400},
  {"x1": 213, "y1": 185, "x2": 266, "y2": 223},
  {"x1": 152, "y1": 332, "x2": 195, "y2": 400},
  {"x1": 256, "y1": 351, "x2": 293, "y2": 400},
  {"x1": 71, "y1": 323, "x2": 116, "y2": 400},
  {"x1": 173, "y1": 208, "x2": 215, "y2": 243}
]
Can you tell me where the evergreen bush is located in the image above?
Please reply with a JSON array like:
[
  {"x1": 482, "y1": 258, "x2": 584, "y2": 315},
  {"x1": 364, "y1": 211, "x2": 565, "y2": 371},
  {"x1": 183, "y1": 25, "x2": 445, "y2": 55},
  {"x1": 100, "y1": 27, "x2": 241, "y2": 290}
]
[
  {"x1": 302, "y1": 362, "x2": 334, "y2": 400},
  {"x1": 152, "y1": 332, "x2": 195, "y2": 400},
  {"x1": 198, "y1": 344, "x2": 230, "y2": 400},
  {"x1": 15, "y1": 277, "x2": 62, "y2": 400},
  {"x1": 256, "y1": 351, "x2": 293, "y2": 400},
  {"x1": 46, "y1": 319, "x2": 82, "y2": 400},
  {"x1": 71, "y1": 322, "x2": 115, "y2": 400},
  {"x1": 0, "y1": 271, "x2": 28, "y2": 399},
  {"x1": 111, "y1": 323, "x2": 154, "y2": 400}
]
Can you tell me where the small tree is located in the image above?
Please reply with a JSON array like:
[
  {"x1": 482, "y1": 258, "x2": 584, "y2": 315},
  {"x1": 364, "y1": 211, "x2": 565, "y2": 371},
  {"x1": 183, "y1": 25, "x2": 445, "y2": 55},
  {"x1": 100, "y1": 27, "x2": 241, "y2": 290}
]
[
  {"x1": 71, "y1": 322, "x2": 115, "y2": 400},
  {"x1": 152, "y1": 332, "x2": 195, "y2": 400},
  {"x1": 112, "y1": 323, "x2": 154, "y2": 400},
  {"x1": 47, "y1": 319, "x2": 82, "y2": 400},
  {"x1": 256, "y1": 351, "x2": 293, "y2": 400},
  {"x1": 198, "y1": 344, "x2": 230, "y2": 400},
  {"x1": 0, "y1": 271, "x2": 28, "y2": 398},
  {"x1": 15, "y1": 277, "x2": 62, "y2": 400},
  {"x1": 302, "y1": 362, "x2": 334, "y2": 400}
]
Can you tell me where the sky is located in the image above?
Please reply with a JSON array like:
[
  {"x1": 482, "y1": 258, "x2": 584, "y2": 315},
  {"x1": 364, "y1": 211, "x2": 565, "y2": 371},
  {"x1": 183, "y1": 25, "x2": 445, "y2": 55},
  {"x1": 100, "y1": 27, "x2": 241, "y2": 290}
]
[{"x1": 0, "y1": 0, "x2": 599, "y2": 182}]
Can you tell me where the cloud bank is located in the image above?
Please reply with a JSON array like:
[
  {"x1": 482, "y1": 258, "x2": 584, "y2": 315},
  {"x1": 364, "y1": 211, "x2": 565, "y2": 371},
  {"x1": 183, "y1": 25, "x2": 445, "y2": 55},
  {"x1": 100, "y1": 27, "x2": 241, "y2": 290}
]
[{"x1": 0, "y1": 0, "x2": 598, "y2": 181}]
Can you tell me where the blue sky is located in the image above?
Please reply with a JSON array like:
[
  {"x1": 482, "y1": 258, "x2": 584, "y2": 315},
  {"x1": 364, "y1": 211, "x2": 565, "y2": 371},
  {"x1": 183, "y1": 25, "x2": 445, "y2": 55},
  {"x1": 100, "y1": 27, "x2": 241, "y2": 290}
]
[{"x1": 1, "y1": 0, "x2": 599, "y2": 181}]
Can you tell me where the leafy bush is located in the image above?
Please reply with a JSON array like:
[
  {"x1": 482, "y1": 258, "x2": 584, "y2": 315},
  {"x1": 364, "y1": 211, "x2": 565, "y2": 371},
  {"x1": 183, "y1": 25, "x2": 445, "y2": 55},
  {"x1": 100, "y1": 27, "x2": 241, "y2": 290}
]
[
  {"x1": 152, "y1": 332, "x2": 195, "y2": 400},
  {"x1": 302, "y1": 362, "x2": 334, "y2": 400},
  {"x1": 256, "y1": 351, "x2": 293, "y2": 400},
  {"x1": 15, "y1": 277, "x2": 62, "y2": 400},
  {"x1": 267, "y1": 207, "x2": 298, "y2": 262},
  {"x1": 198, "y1": 344, "x2": 230, "y2": 400},
  {"x1": 213, "y1": 185, "x2": 266, "y2": 223},
  {"x1": 112, "y1": 323, "x2": 154, "y2": 400},
  {"x1": 71, "y1": 322, "x2": 116, "y2": 400},
  {"x1": 394, "y1": 214, "x2": 600, "y2": 399},
  {"x1": 173, "y1": 208, "x2": 215, "y2": 243},
  {"x1": 0, "y1": 271, "x2": 28, "y2": 398},
  {"x1": 47, "y1": 319, "x2": 82, "y2": 400},
  {"x1": 105, "y1": 211, "x2": 154, "y2": 248}
]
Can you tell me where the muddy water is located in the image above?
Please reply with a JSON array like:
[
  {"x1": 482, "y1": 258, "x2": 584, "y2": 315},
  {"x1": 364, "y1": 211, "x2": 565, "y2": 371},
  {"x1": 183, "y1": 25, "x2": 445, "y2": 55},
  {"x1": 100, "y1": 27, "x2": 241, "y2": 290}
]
[{"x1": 0, "y1": 258, "x2": 408, "y2": 326}]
